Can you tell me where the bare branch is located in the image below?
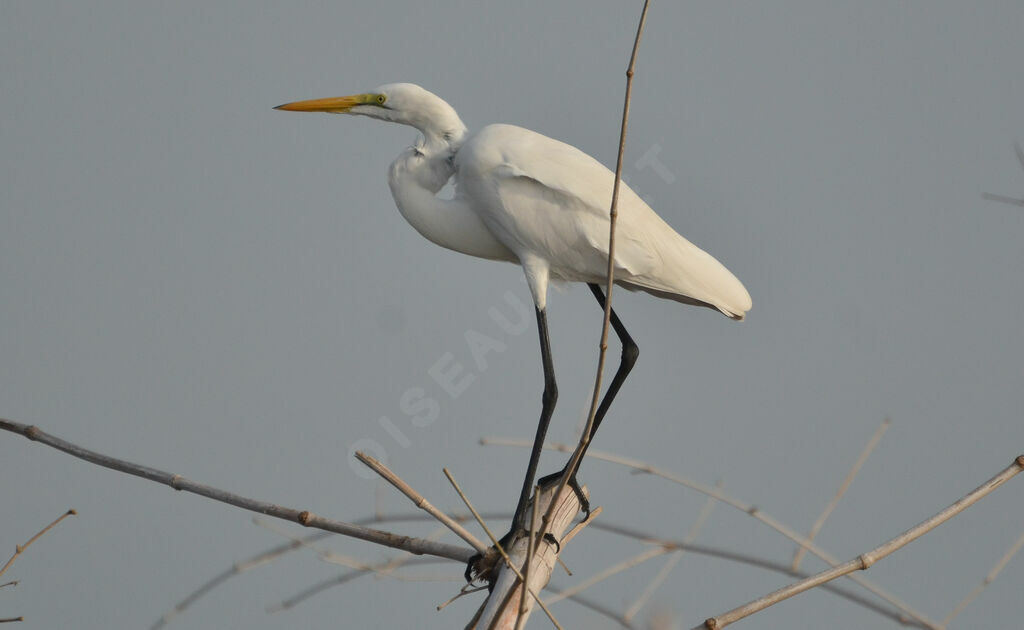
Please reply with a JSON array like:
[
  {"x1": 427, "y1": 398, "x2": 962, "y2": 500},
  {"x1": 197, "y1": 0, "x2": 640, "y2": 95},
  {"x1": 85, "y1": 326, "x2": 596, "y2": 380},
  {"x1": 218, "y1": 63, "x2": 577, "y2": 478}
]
[
  {"x1": 542, "y1": 0, "x2": 652, "y2": 539},
  {"x1": 152, "y1": 534, "x2": 330, "y2": 629},
  {"x1": 588, "y1": 520, "x2": 928, "y2": 627},
  {"x1": 792, "y1": 418, "x2": 889, "y2": 571},
  {"x1": 625, "y1": 481, "x2": 721, "y2": 623},
  {"x1": 0, "y1": 418, "x2": 472, "y2": 563},
  {"x1": 698, "y1": 456, "x2": 1024, "y2": 629},
  {"x1": 155, "y1": 508, "x2": 926, "y2": 629},
  {"x1": 355, "y1": 451, "x2": 488, "y2": 555},
  {"x1": 265, "y1": 557, "x2": 451, "y2": 613},
  {"x1": 0, "y1": 617, "x2": 24, "y2": 624},
  {"x1": 546, "y1": 546, "x2": 671, "y2": 607},
  {"x1": 515, "y1": 485, "x2": 541, "y2": 630},
  {"x1": 483, "y1": 437, "x2": 935, "y2": 626},
  {"x1": 941, "y1": 528, "x2": 1024, "y2": 626},
  {"x1": 559, "y1": 505, "x2": 603, "y2": 549},
  {"x1": 543, "y1": 585, "x2": 636, "y2": 629},
  {"x1": 0, "y1": 508, "x2": 76, "y2": 580},
  {"x1": 438, "y1": 583, "x2": 490, "y2": 611},
  {"x1": 981, "y1": 141, "x2": 1024, "y2": 207},
  {"x1": 981, "y1": 192, "x2": 1024, "y2": 207},
  {"x1": 442, "y1": 469, "x2": 563, "y2": 630}
]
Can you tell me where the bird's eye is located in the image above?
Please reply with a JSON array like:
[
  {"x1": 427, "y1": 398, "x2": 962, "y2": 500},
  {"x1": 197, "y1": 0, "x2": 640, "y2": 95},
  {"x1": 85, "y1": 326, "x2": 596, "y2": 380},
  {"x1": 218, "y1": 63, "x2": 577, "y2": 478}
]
[{"x1": 376, "y1": 94, "x2": 387, "y2": 105}]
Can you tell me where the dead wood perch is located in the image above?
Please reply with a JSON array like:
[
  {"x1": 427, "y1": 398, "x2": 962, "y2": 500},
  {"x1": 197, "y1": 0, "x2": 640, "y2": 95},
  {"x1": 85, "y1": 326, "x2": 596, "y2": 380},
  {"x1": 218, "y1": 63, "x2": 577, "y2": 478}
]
[{"x1": 474, "y1": 484, "x2": 587, "y2": 630}]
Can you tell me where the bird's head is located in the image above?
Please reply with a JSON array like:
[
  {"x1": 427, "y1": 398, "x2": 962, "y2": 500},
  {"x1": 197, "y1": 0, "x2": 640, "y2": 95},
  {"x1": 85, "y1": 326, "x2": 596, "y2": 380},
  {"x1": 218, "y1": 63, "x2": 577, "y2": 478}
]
[{"x1": 275, "y1": 83, "x2": 467, "y2": 151}]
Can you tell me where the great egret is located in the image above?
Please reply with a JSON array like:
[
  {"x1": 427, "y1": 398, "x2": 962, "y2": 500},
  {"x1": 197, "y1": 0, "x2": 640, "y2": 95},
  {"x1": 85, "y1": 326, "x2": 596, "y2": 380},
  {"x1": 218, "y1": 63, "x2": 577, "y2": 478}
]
[{"x1": 276, "y1": 83, "x2": 751, "y2": 567}]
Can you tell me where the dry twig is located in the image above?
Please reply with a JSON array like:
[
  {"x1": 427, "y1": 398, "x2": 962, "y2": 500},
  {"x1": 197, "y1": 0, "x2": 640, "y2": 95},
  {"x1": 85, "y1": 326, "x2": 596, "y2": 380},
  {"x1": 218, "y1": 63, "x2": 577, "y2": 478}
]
[
  {"x1": 541, "y1": 0, "x2": 651, "y2": 543},
  {"x1": 0, "y1": 509, "x2": 76, "y2": 580},
  {"x1": 792, "y1": 418, "x2": 889, "y2": 570},
  {"x1": 624, "y1": 481, "x2": 721, "y2": 623},
  {"x1": 941, "y1": 528, "x2": 1024, "y2": 626},
  {"x1": 484, "y1": 436, "x2": 935, "y2": 626},
  {"x1": 697, "y1": 455, "x2": 1024, "y2": 629},
  {"x1": 442, "y1": 468, "x2": 564, "y2": 630},
  {"x1": 0, "y1": 419, "x2": 473, "y2": 564},
  {"x1": 265, "y1": 557, "x2": 451, "y2": 613},
  {"x1": 982, "y1": 141, "x2": 1024, "y2": 207},
  {"x1": 152, "y1": 508, "x2": 926, "y2": 629},
  {"x1": 355, "y1": 451, "x2": 489, "y2": 555}
]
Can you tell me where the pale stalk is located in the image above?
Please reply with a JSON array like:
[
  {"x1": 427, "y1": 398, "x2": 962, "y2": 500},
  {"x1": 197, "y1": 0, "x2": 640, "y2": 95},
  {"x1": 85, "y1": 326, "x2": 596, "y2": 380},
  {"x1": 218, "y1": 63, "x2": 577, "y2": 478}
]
[
  {"x1": 0, "y1": 418, "x2": 473, "y2": 563},
  {"x1": 0, "y1": 509, "x2": 76, "y2": 580},
  {"x1": 541, "y1": 0, "x2": 652, "y2": 543},
  {"x1": 940, "y1": 528, "x2": 1024, "y2": 626},
  {"x1": 625, "y1": 481, "x2": 721, "y2": 623},
  {"x1": 792, "y1": 418, "x2": 889, "y2": 571},
  {"x1": 699, "y1": 456, "x2": 1024, "y2": 629},
  {"x1": 356, "y1": 451, "x2": 488, "y2": 554},
  {"x1": 484, "y1": 436, "x2": 935, "y2": 627},
  {"x1": 442, "y1": 469, "x2": 563, "y2": 630}
]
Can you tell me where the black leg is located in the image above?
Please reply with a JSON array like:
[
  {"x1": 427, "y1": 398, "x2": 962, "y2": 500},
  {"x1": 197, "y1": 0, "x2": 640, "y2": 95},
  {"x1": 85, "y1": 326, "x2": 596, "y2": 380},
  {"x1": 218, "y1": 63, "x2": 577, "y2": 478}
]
[
  {"x1": 509, "y1": 306, "x2": 559, "y2": 532},
  {"x1": 581, "y1": 282, "x2": 638, "y2": 447},
  {"x1": 539, "y1": 284, "x2": 638, "y2": 500},
  {"x1": 467, "y1": 306, "x2": 559, "y2": 583}
]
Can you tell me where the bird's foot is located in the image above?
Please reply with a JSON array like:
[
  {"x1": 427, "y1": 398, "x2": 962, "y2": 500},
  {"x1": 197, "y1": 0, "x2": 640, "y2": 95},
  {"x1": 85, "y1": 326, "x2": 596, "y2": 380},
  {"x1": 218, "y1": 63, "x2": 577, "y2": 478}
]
[
  {"x1": 536, "y1": 470, "x2": 591, "y2": 519},
  {"x1": 464, "y1": 527, "x2": 519, "y2": 585},
  {"x1": 464, "y1": 528, "x2": 561, "y2": 585}
]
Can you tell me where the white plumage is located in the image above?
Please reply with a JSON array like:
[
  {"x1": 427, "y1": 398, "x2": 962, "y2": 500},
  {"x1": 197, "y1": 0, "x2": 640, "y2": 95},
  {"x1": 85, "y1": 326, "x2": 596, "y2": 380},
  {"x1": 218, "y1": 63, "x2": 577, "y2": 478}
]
[
  {"x1": 276, "y1": 82, "x2": 751, "y2": 558},
  {"x1": 456, "y1": 122, "x2": 751, "y2": 317}
]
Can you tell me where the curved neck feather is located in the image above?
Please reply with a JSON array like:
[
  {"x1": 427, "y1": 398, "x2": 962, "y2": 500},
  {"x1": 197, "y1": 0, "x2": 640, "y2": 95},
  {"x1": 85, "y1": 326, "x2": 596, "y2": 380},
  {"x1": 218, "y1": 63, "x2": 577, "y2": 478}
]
[{"x1": 387, "y1": 154, "x2": 513, "y2": 262}]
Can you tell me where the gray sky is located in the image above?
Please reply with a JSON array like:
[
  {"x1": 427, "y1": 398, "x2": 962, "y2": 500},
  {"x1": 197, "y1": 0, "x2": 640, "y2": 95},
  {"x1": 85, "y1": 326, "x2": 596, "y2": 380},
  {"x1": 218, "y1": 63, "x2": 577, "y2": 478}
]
[{"x1": 2, "y1": 2, "x2": 1023, "y2": 628}]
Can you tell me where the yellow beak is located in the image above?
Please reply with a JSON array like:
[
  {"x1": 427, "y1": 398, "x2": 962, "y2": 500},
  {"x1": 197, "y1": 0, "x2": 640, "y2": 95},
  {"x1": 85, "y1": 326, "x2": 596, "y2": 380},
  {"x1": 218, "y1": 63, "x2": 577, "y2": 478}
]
[{"x1": 274, "y1": 93, "x2": 379, "y2": 113}]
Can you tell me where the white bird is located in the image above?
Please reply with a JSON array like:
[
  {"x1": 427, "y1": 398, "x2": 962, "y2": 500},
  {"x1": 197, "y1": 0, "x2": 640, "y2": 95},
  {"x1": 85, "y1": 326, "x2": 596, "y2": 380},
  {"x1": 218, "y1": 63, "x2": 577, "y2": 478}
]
[{"x1": 276, "y1": 83, "x2": 750, "y2": 566}]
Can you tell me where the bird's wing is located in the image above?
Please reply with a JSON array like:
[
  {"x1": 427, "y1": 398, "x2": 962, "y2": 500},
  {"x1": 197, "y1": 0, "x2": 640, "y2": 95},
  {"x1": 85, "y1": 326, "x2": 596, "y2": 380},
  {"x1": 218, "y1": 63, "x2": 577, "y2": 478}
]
[
  {"x1": 458, "y1": 124, "x2": 658, "y2": 275},
  {"x1": 457, "y1": 124, "x2": 751, "y2": 318}
]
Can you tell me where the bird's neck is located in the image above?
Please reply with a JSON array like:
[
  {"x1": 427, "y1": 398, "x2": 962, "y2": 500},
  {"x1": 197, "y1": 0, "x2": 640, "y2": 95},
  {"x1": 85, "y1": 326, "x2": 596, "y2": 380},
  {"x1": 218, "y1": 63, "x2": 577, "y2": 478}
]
[
  {"x1": 387, "y1": 153, "x2": 513, "y2": 262},
  {"x1": 420, "y1": 125, "x2": 468, "y2": 156},
  {"x1": 406, "y1": 98, "x2": 468, "y2": 154}
]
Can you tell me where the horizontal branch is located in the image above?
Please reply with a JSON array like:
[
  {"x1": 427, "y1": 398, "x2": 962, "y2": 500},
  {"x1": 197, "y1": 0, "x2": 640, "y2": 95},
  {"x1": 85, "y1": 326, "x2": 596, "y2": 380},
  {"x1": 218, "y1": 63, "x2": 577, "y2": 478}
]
[{"x1": 0, "y1": 418, "x2": 473, "y2": 564}]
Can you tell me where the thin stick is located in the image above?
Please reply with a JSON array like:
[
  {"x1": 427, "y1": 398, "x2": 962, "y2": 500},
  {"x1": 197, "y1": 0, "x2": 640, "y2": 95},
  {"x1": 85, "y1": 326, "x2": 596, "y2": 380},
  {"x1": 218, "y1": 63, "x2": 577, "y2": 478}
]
[
  {"x1": 515, "y1": 486, "x2": 541, "y2": 630},
  {"x1": 0, "y1": 418, "x2": 473, "y2": 564},
  {"x1": 541, "y1": 0, "x2": 652, "y2": 541},
  {"x1": 698, "y1": 455, "x2": 1024, "y2": 629},
  {"x1": 941, "y1": 528, "x2": 1024, "y2": 626},
  {"x1": 552, "y1": 487, "x2": 716, "y2": 609},
  {"x1": 483, "y1": 436, "x2": 934, "y2": 627},
  {"x1": 0, "y1": 509, "x2": 76, "y2": 580},
  {"x1": 355, "y1": 451, "x2": 488, "y2": 555},
  {"x1": 559, "y1": 505, "x2": 603, "y2": 548},
  {"x1": 0, "y1": 617, "x2": 24, "y2": 624},
  {"x1": 544, "y1": 586, "x2": 636, "y2": 629},
  {"x1": 625, "y1": 481, "x2": 721, "y2": 623},
  {"x1": 981, "y1": 192, "x2": 1024, "y2": 207},
  {"x1": 441, "y1": 468, "x2": 563, "y2": 630},
  {"x1": 545, "y1": 546, "x2": 671, "y2": 606},
  {"x1": 438, "y1": 583, "x2": 490, "y2": 611},
  {"x1": 792, "y1": 419, "x2": 889, "y2": 571},
  {"x1": 158, "y1": 509, "x2": 925, "y2": 629},
  {"x1": 151, "y1": 533, "x2": 332, "y2": 629},
  {"x1": 253, "y1": 515, "x2": 449, "y2": 578},
  {"x1": 981, "y1": 141, "x2": 1024, "y2": 207},
  {"x1": 266, "y1": 557, "x2": 451, "y2": 613},
  {"x1": 0, "y1": 581, "x2": 16, "y2": 589}
]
